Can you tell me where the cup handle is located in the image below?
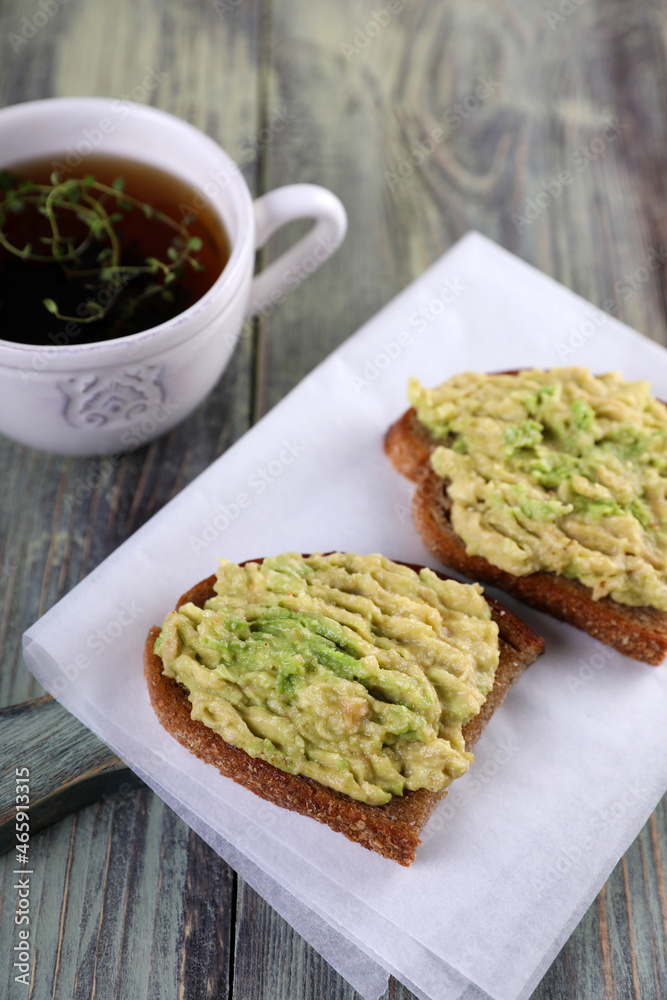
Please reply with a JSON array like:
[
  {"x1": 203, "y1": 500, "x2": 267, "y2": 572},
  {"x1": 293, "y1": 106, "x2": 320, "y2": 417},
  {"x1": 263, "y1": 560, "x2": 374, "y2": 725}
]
[{"x1": 246, "y1": 184, "x2": 347, "y2": 319}]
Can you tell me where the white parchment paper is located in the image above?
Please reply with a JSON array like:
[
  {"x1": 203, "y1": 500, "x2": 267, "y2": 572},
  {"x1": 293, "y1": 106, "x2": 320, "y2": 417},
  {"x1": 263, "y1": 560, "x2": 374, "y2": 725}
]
[{"x1": 23, "y1": 232, "x2": 667, "y2": 1000}]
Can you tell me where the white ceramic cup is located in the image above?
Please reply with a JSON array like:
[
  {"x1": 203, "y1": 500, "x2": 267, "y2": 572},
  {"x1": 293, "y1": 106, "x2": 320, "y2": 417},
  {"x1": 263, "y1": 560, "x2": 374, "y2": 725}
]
[{"x1": 0, "y1": 98, "x2": 347, "y2": 455}]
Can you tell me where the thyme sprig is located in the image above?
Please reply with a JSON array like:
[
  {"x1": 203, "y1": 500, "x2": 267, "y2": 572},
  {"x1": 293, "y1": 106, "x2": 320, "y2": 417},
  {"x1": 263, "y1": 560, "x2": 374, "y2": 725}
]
[{"x1": 0, "y1": 170, "x2": 204, "y2": 324}]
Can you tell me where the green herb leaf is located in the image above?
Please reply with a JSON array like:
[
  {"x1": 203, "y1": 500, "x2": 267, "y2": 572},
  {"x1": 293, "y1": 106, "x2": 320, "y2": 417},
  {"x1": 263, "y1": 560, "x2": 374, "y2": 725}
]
[
  {"x1": 64, "y1": 181, "x2": 80, "y2": 203},
  {"x1": 5, "y1": 189, "x2": 24, "y2": 212},
  {"x1": 2, "y1": 169, "x2": 201, "y2": 329}
]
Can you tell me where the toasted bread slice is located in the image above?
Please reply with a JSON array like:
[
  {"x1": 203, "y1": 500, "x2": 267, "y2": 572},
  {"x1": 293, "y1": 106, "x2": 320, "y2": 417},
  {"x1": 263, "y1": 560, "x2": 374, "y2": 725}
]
[
  {"x1": 385, "y1": 409, "x2": 667, "y2": 665},
  {"x1": 384, "y1": 407, "x2": 435, "y2": 482},
  {"x1": 144, "y1": 560, "x2": 544, "y2": 866}
]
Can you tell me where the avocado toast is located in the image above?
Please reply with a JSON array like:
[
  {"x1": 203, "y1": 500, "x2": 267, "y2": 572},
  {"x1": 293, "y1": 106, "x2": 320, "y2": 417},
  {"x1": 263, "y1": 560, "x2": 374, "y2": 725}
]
[
  {"x1": 385, "y1": 368, "x2": 667, "y2": 664},
  {"x1": 145, "y1": 553, "x2": 544, "y2": 865}
]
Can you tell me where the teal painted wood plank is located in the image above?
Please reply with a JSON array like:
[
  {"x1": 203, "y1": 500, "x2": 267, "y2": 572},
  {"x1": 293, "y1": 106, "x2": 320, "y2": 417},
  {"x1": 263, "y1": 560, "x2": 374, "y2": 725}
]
[
  {"x1": 177, "y1": 828, "x2": 235, "y2": 999},
  {"x1": 232, "y1": 878, "x2": 360, "y2": 1000},
  {"x1": 17, "y1": 819, "x2": 69, "y2": 999},
  {"x1": 0, "y1": 698, "x2": 143, "y2": 853},
  {"x1": 0, "y1": 0, "x2": 259, "y2": 998}
]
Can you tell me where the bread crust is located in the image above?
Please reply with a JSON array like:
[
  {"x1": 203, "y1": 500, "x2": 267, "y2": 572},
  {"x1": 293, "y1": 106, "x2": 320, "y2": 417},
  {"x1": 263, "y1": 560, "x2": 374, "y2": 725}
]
[
  {"x1": 385, "y1": 407, "x2": 667, "y2": 665},
  {"x1": 144, "y1": 559, "x2": 544, "y2": 866},
  {"x1": 383, "y1": 408, "x2": 434, "y2": 482}
]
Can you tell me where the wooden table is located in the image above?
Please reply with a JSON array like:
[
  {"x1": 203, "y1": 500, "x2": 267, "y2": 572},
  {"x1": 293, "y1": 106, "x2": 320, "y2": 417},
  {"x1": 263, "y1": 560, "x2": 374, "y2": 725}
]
[{"x1": 1, "y1": 0, "x2": 666, "y2": 997}]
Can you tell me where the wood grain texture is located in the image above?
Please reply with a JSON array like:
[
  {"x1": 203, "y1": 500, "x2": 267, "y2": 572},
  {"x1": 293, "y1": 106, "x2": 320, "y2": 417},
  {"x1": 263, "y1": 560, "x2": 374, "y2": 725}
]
[
  {"x1": 0, "y1": 697, "x2": 143, "y2": 854},
  {"x1": 1, "y1": 0, "x2": 667, "y2": 998},
  {"x1": 0, "y1": 0, "x2": 258, "y2": 998}
]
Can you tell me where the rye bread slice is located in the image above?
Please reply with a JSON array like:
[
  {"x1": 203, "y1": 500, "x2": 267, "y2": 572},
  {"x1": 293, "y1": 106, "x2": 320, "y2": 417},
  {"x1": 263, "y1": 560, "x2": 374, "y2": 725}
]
[
  {"x1": 144, "y1": 560, "x2": 544, "y2": 866},
  {"x1": 384, "y1": 407, "x2": 435, "y2": 482},
  {"x1": 385, "y1": 409, "x2": 667, "y2": 665}
]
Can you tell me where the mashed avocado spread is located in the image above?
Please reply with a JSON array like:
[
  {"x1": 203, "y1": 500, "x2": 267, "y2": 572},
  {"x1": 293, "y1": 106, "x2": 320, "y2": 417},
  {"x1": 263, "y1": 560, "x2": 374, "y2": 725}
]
[
  {"x1": 154, "y1": 552, "x2": 499, "y2": 805},
  {"x1": 409, "y1": 368, "x2": 667, "y2": 609}
]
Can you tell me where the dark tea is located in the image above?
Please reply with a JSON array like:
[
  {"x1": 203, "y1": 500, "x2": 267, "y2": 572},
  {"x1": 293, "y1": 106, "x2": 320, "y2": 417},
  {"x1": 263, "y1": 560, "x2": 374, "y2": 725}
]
[{"x1": 0, "y1": 153, "x2": 230, "y2": 346}]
